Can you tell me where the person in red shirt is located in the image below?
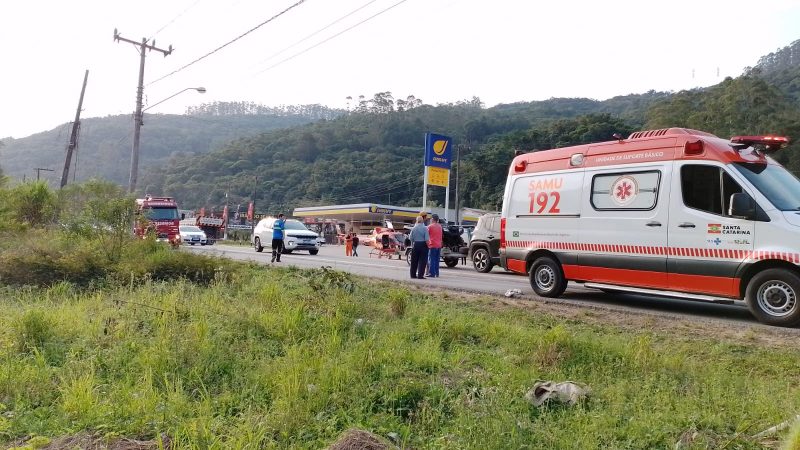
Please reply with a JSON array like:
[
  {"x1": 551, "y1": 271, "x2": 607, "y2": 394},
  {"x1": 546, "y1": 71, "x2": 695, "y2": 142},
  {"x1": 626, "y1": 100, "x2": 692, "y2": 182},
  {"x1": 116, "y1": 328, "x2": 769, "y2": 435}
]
[{"x1": 427, "y1": 213, "x2": 443, "y2": 277}]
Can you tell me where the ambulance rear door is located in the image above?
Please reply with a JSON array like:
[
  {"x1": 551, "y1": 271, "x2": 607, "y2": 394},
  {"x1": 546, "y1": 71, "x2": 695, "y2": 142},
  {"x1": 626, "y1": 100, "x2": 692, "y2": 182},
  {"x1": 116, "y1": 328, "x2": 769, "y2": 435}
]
[{"x1": 503, "y1": 169, "x2": 584, "y2": 273}]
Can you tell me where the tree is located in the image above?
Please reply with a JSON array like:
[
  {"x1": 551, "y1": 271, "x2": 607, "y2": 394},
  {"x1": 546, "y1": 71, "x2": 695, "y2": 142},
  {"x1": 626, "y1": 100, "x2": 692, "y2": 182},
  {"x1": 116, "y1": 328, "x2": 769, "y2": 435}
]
[
  {"x1": 644, "y1": 74, "x2": 800, "y2": 173},
  {"x1": 4, "y1": 182, "x2": 57, "y2": 228},
  {"x1": 59, "y1": 180, "x2": 136, "y2": 261}
]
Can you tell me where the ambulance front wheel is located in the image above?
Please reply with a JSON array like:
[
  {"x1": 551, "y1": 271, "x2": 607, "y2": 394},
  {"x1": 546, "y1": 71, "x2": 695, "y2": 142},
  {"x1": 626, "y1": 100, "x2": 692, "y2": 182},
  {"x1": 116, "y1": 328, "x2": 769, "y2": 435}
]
[
  {"x1": 529, "y1": 256, "x2": 567, "y2": 298},
  {"x1": 746, "y1": 268, "x2": 800, "y2": 327}
]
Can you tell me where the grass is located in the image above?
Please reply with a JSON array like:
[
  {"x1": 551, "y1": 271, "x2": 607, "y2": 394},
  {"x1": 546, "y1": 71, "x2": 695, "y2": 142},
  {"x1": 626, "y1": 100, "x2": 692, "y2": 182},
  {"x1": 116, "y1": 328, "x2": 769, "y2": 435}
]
[{"x1": 1, "y1": 264, "x2": 799, "y2": 449}]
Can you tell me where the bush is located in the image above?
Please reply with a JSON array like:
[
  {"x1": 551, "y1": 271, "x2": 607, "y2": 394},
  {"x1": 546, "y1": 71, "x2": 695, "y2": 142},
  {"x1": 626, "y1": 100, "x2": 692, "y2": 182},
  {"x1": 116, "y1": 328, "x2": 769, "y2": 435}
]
[
  {"x1": 58, "y1": 180, "x2": 136, "y2": 262},
  {"x1": 0, "y1": 182, "x2": 57, "y2": 231},
  {"x1": 0, "y1": 230, "x2": 107, "y2": 287},
  {"x1": 0, "y1": 181, "x2": 240, "y2": 288},
  {"x1": 0, "y1": 229, "x2": 237, "y2": 288},
  {"x1": 113, "y1": 239, "x2": 233, "y2": 285}
]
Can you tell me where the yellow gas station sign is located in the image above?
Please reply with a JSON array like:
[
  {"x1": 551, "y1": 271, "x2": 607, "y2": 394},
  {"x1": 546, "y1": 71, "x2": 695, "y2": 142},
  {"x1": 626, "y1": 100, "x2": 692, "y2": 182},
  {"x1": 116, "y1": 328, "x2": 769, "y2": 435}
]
[{"x1": 427, "y1": 167, "x2": 449, "y2": 187}]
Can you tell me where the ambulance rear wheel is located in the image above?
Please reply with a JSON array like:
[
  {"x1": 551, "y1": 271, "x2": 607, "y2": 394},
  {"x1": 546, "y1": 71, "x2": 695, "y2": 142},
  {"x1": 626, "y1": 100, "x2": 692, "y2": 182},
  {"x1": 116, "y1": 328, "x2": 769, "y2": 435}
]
[
  {"x1": 746, "y1": 268, "x2": 800, "y2": 327},
  {"x1": 529, "y1": 256, "x2": 567, "y2": 298}
]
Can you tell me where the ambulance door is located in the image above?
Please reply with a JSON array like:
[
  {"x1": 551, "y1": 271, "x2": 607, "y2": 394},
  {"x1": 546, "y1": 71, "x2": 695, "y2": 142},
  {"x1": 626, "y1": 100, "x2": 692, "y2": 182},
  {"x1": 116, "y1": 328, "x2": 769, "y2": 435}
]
[
  {"x1": 668, "y1": 162, "x2": 755, "y2": 297},
  {"x1": 578, "y1": 164, "x2": 671, "y2": 288}
]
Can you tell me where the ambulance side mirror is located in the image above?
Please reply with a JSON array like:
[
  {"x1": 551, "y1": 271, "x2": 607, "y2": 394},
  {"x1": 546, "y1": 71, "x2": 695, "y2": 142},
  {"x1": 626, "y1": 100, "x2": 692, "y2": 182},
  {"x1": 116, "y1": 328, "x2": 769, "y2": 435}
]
[{"x1": 729, "y1": 193, "x2": 755, "y2": 220}]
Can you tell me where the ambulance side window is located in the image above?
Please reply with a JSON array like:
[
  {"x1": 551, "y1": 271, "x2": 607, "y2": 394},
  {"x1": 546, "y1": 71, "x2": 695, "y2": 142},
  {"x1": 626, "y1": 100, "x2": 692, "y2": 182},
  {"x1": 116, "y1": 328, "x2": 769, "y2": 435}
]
[
  {"x1": 590, "y1": 171, "x2": 660, "y2": 210},
  {"x1": 681, "y1": 165, "x2": 743, "y2": 216}
]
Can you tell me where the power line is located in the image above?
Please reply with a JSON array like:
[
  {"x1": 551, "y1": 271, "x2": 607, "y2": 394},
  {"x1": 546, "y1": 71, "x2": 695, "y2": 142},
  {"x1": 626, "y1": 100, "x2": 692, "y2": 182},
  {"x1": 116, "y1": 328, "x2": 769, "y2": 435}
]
[
  {"x1": 250, "y1": 0, "x2": 378, "y2": 69},
  {"x1": 254, "y1": 0, "x2": 410, "y2": 75},
  {"x1": 113, "y1": 128, "x2": 135, "y2": 149},
  {"x1": 148, "y1": 0, "x2": 203, "y2": 40},
  {"x1": 148, "y1": 0, "x2": 309, "y2": 86},
  {"x1": 321, "y1": 176, "x2": 417, "y2": 202}
]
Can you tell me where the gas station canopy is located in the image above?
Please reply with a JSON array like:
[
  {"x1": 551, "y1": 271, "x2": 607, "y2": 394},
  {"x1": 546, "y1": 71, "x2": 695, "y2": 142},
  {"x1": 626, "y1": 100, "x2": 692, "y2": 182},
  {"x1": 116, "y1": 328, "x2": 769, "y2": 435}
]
[{"x1": 292, "y1": 203, "x2": 489, "y2": 225}]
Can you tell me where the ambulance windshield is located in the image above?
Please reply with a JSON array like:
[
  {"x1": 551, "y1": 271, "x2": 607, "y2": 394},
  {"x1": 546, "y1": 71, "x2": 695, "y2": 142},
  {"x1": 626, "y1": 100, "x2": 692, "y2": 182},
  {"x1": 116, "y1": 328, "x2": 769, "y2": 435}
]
[{"x1": 733, "y1": 163, "x2": 800, "y2": 211}]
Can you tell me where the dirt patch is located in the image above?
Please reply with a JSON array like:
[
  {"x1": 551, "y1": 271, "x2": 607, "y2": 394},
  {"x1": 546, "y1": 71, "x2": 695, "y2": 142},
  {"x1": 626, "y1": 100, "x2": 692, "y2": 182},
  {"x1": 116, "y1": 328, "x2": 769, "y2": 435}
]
[
  {"x1": 5, "y1": 433, "x2": 170, "y2": 450},
  {"x1": 372, "y1": 279, "x2": 800, "y2": 349},
  {"x1": 327, "y1": 429, "x2": 397, "y2": 450}
]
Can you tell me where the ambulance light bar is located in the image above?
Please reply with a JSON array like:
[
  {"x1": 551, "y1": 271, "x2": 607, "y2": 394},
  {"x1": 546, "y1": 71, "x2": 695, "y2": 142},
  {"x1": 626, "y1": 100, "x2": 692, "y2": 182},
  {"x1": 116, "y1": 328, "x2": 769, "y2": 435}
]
[{"x1": 730, "y1": 135, "x2": 789, "y2": 154}]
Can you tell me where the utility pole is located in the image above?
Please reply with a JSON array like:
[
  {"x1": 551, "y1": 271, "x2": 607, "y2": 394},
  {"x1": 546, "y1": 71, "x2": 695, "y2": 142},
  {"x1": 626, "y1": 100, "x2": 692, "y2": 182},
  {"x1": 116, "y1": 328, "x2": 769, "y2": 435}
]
[
  {"x1": 34, "y1": 168, "x2": 54, "y2": 181},
  {"x1": 251, "y1": 175, "x2": 259, "y2": 225},
  {"x1": 114, "y1": 28, "x2": 173, "y2": 194},
  {"x1": 61, "y1": 70, "x2": 89, "y2": 188},
  {"x1": 455, "y1": 144, "x2": 463, "y2": 225}
]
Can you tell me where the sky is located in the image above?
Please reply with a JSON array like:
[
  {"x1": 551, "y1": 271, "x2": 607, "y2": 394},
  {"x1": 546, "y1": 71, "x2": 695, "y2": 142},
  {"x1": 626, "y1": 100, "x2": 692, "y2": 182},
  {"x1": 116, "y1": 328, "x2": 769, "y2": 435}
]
[{"x1": 1, "y1": 0, "x2": 800, "y2": 139}]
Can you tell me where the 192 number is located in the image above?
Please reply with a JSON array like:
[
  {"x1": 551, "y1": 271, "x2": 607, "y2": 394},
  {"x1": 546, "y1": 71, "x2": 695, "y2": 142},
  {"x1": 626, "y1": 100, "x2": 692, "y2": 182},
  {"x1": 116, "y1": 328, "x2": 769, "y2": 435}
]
[{"x1": 529, "y1": 191, "x2": 561, "y2": 214}]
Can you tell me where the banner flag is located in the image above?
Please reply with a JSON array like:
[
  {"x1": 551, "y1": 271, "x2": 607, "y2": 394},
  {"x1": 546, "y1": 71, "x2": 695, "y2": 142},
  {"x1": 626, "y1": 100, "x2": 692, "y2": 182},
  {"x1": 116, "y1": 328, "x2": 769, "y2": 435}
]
[
  {"x1": 246, "y1": 202, "x2": 254, "y2": 221},
  {"x1": 424, "y1": 133, "x2": 453, "y2": 169}
]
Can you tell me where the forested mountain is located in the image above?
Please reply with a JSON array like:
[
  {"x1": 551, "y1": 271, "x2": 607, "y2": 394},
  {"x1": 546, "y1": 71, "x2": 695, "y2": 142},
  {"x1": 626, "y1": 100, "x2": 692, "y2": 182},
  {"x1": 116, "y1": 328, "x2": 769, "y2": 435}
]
[
  {"x1": 749, "y1": 39, "x2": 800, "y2": 104},
  {"x1": 0, "y1": 103, "x2": 343, "y2": 184},
  {"x1": 140, "y1": 93, "x2": 666, "y2": 213}
]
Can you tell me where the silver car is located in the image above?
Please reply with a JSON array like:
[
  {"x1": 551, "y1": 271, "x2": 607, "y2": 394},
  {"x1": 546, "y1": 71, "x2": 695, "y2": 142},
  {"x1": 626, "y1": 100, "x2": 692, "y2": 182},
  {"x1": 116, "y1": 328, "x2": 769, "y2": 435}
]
[{"x1": 179, "y1": 225, "x2": 208, "y2": 246}]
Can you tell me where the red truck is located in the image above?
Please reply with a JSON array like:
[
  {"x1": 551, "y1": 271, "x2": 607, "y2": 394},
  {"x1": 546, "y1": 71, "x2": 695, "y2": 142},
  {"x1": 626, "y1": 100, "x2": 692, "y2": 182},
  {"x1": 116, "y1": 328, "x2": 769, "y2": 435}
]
[{"x1": 135, "y1": 195, "x2": 181, "y2": 246}]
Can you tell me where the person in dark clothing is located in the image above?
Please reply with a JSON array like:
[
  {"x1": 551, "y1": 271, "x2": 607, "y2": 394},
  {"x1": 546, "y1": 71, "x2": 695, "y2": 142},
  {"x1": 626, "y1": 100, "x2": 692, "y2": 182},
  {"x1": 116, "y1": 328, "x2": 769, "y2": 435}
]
[
  {"x1": 271, "y1": 213, "x2": 286, "y2": 263},
  {"x1": 409, "y1": 215, "x2": 430, "y2": 279},
  {"x1": 352, "y1": 233, "x2": 360, "y2": 257}
]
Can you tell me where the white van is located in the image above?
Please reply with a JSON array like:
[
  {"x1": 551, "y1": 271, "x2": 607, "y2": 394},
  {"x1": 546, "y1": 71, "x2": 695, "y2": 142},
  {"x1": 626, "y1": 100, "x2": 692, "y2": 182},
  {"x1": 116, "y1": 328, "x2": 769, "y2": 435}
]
[
  {"x1": 252, "y1": 217, "x2": 320, "y2": 255},
  {"x1": 501, "y1": 128, "x2": 800, "y2": 326}
]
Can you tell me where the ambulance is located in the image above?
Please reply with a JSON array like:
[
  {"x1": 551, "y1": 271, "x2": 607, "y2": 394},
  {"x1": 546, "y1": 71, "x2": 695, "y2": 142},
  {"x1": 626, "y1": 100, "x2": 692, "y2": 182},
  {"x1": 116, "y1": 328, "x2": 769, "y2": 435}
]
[{"x1": 500, "y1": 128, "x2": 800, "y2": 326}]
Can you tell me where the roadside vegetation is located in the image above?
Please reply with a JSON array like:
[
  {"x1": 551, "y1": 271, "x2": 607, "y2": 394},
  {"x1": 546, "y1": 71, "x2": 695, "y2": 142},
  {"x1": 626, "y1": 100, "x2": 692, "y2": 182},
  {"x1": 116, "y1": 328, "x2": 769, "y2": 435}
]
[
  {"x1": 2, "y1": 265, "x2": 800, "y2": 449},
  {"x1": 0, "y1": 180, "x2": 230, "y2": 289},
  {"x1": 1, "y1": 180, "x2": 799, "y2": 449}
]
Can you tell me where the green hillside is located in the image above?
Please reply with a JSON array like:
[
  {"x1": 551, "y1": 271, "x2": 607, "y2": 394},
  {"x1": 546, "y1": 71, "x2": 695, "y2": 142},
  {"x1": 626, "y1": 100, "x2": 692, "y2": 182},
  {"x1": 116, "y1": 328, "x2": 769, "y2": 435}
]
[
  {"x1": 141, "y1": 93, "x2": 667, "y2": 212},
  {"x1": 749, "y1": 38, "x2": 800, "y2": 103},
  {"x1": 0, "y1": 103, "x2": 342, "y2": 184},
  {"x1": 144, "y1": 67, "x2": 800, "y2": 214}
]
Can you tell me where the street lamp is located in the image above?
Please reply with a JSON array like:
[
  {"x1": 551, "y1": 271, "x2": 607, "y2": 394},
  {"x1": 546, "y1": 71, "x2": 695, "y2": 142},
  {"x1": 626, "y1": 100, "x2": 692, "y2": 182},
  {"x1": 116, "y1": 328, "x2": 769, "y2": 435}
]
[
  {"x1": 128, "y1": 86, "x2": 206, "y2": 193},
  {"x1": 143, "y1": 87, "x2": 206, "y2": 112}
]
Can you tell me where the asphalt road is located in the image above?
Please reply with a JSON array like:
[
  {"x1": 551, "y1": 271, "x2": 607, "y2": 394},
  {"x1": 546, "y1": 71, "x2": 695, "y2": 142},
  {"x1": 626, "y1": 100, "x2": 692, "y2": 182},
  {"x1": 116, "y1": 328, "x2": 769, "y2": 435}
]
[{"x1": 189, "y1": 242, "x2": 765, "y2": 326}]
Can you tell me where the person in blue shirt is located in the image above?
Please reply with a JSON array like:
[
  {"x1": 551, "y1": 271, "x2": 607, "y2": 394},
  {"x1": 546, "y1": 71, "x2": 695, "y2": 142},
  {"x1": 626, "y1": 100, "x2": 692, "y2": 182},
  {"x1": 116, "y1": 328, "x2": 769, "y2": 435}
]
[
  {"x1": 409, "y1": 215, "x2": 431, "y2": 279},
  {"x1": 271, "y1": 213, "x2": 286, "y2": 263}
]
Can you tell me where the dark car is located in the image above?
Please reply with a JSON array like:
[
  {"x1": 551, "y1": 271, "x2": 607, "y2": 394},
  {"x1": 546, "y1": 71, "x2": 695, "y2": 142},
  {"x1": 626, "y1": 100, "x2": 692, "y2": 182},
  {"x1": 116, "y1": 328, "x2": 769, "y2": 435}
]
[{"x1": 468, "y1": 213, "x2": 501, "y2": 273}]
